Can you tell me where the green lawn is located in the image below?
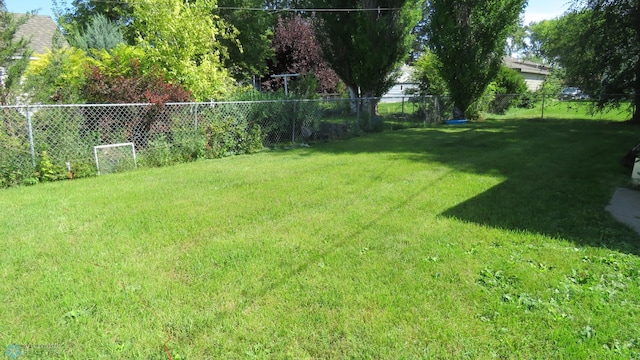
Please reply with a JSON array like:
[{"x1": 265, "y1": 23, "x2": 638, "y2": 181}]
[
  {"x1": 494, "y1": 98, "x2": 634, "y2": 121},
  {"x1": 1, "y1": 116, "x2": 640, "y2": 359}
]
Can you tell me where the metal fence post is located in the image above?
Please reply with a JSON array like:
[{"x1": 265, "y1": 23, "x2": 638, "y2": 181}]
[
  {"x1": 423, "y1": 96, "x2": 428, "y2": 126},
  {"x1": 292, "y1": 100, "x2": 296, "y2": 143},
  {"x1": 26, "y1": 105, "x2": 36, "y2": 167},
  {"x1": 194, "y1": 103, "x2": 199, "y2": 133},
  {"x1": 368, "y1": 99, "x2": 373, "y2": 128},
  {"x1": 356, "y1": 97, "x2": 360, "y2": 130}
]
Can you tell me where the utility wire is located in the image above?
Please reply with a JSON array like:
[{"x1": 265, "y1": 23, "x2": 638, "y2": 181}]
[
  {"x1": 212, "y1": 7, "x2": 403, "y2": 12},
  {"x1": 59, "y1": 0, "x2": 402, "y2": 12}
]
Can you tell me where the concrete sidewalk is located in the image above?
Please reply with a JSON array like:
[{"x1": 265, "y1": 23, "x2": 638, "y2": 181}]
[{"x1": 605, "y1": 187, "x2": 640, "y2": 235}]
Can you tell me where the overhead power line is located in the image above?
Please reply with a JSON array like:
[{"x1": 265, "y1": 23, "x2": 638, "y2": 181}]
[
  {"x1": 62, "y1": 0, "x2": 402, "y2": 12},
  {"x1": 213, "y1": 7, "x2": 403, "y2": 12}
]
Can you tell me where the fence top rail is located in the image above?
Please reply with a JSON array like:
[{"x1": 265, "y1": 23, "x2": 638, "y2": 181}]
[
  {"x1": 0, "y1": 97, "x2": 403, "y2": 110},
  {"x1": 0, "y1": 93, "x2": 636, "y2": 110}
]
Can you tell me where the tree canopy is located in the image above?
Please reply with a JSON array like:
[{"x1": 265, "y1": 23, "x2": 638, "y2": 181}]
[
  {"x1": 127, "y1": 0, "x2": 234, "y2": 101},
  {"x1": 266, "y1": 14, "x2": 339, "y2": 94},
  {"x1": 0, "y1": 2, "x2": 33, "y2": 105},
  {"x1": 425, "y1": 0, "x2": 527, "y2": 117},
  {"x1": 411, "y1": 49, "x2": 448, "y2": 96},
  {"x1": 543, "y1": 1, "x2": 640, "y2": 122},
  {"x1": 217, "y1": 0, "x2": 275, "y2": 83},
  {"x1": 23, "y1": 47, "x2": 91, "y2": 103},
  {"x1": 521, "y1": 19, "x2": 557, "y2": 65},
  {"x1": 68, "y1": 13, "x2": 125, "y2": 52},
  {"x1": 504, "y1": 17, "x2": 526, "y2": 57},
  {"x1": 314, "y1": 0, "x2": 422, "y2": 101},
  {"x1": 54, "y1": 0, "x2": 134, "y2": 43}
]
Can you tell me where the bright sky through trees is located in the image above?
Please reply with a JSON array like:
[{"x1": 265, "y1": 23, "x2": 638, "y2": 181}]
[{"x1": 7, "y1": 0, "x2": 568, "y2": 24}]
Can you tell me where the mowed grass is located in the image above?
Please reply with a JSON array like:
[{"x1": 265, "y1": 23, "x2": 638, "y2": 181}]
[
  {"x1": 494, "y1": 98, "x2": 633, "y2": 121},
  {"x1": 1, "y1": 117, "x2": 640, "y2": 359}
]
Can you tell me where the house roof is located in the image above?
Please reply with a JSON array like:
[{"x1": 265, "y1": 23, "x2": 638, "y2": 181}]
[
  {"x1": 13, "y1": 14, "x2": 67, "y2": 55},
  {"x1": 503, "y1": 56, "x2": 551, "y2": 76}
]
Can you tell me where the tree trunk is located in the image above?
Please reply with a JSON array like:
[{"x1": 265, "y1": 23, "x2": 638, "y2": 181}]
[
  {"x1": 632, "y1": 89, "x2": 640, "y2": 124},
  {"x1": 360, "y1": 90, "x2": 379, "y2": 116},
  {"x1": 452, "y1": 105, "x2": 465, "y2": 120},
  {"x1": 348, "y1": 86, "x2": 359, "y2": 114},
  {"x1": 627, "y1": 57, "x2": 640, "y2": 124},
  {"x1": 632, "y1": 2, "x2": 640, "y2": 124}
]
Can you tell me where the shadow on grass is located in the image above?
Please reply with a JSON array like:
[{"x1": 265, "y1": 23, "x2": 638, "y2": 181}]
[{"x1": 310, "y1": 118, "x2": 640, "y2": 255}]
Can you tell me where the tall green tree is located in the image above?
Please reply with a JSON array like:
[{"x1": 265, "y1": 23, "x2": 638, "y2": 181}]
[
  {"x1": 409, "y1": 1, "x2": 430, "y2": 62},
  {"x1": 505, "y1": 17, "x2": 526, "y2": 57},
  {"x1": 545, "y1": 1, "x2": 640, "y2": 123},
  {"x1": 54, "y1": 0, "x2": 134, "y2": 43},
  {"x1": 0, "y1": 2, "x2": 34, "y2": 105},
  {"x1": 425, "y1": 0, "x2": 527, "y2": 117},
  {"x1": 23, "y1": 47, "x2": 92, "y2": 103},
  {"x1": 522, "y1": 19, "x2": 557, "y2": 65},
  {"x1": 411, "y1": 49, "x2": 448, "y2": 96},
  {"x1": 314, "y1": 0, "x2": 422, "y2": 110},
  {"x1": 127, "y1": 0, "x2": 235, "y2": 101},
  {"x1": 68, "y1": 14, "x2": 125, "y2": 51},
  {"x1": 217, "y1": 0, "x2": 275, "y2": 84},
  {"x1": 266, "y1": 14, "x2": 340, "y2": 94}
]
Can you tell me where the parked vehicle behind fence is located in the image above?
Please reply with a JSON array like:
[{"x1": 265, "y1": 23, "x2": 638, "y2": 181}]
[{"x1": 559, "y1": 87, "x2": 584, "y2": 100}]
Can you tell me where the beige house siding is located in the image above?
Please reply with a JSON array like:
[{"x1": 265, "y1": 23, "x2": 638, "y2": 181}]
[
  {"x1": 503, "y1": 56, "x2": 551, "y2": 92},
  {"x1": 382, "y1": 65, "x2": 419, "y2": 102},
  {"x1": 521, "y1": 73, "x2": 547, "y2": 92},
  {"x1": 382, "y1": 58, "x2": 552, "y2": 101}
]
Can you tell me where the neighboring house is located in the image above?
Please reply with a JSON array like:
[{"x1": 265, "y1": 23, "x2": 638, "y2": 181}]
[
  {"x1": 503, "y1": 56, "x2": 551, "y2": 92},
  {"x1": 1, "y1": 13, "x2": 66, "y2": 77},
  {"x1": 0, "y1": 14, "x2": 67, "y2": 103},
  {"x1": 381, "y1": 57, "x2": 552, "y2": 103},
  {"x1": 14, "y1": 14, "x2": 68, "y2": 58},
  {"x1": 381, "y1": 64, "x2": 419, "y2": 103}
]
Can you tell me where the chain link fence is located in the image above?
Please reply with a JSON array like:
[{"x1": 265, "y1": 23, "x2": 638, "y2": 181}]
[
  {"x1": 5, "y1": 93, "x2": 622, "y2": 187},
  {"x1": 0, "y1": 97, "x2": 448, "y2": 187}
]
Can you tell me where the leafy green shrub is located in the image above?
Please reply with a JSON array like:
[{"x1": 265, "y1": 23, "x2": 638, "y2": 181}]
[
  {"x1": 411, "y1": 51, "x2": 453, "y2": 120},
  {"x1": 0, "y1": 162, "x2": 35, "y2": 188},
  {"x1": 30, "y1": 107, "x2": 97, "y2": 181},
  {"x1": 140, "y1": 135, "x2": 173, "y2": 167},
  {"x1": 411, "y1": 50, "x2": 449, "y2": 97},
  {"x1": 246, "y1": 123, "x2": 264, "y2": 152},
  {"x1": 37, "y1": 151, "x2": 67, "y2": 182},
  {"x1": 488, "y1": 66, "x2": 530, "y2": 114},
  {"x1": 0, "y1": 109, "x2": 36, "y2": 187},
  {"x1": 205, "y1": 116, "x2": 262, "y2": 158},
  {"x1": 245, "y1": 101, "x2": 290, "y2": 143},
  {"x1": 229, "y1": 91, "x2": 322, "y2": 144},
  {"x1": 518, "y1": 93, "x2": 536, "y2": 109},
  {"x1": 172, "y1": 130, "x2": 207, "y2": 163},
  {"x1": 22, "y1": 47, "x2": 92, "y2": 104},
  {"x1": 466, "y1": 85, "x2": 496, "y2": 120},
  {"x1": 68, "y1": 159, "x2": 96, "y2": 179}
]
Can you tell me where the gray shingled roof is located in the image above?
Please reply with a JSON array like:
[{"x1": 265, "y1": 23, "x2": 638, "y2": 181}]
[
  {"x1": 503, "y1": 56, "x2": 551, "y2": 76},
  {"x1": 13, "y1": 14, "x2": 68, "y2": 55}
]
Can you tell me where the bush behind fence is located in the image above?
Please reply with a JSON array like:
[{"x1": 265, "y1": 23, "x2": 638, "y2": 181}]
[
  {"x1": 1, "y1": 93, "x2": 601, "y2": 188},
  {"x1": 0, "y1": 97, "x2": 442, "y2": 187}
]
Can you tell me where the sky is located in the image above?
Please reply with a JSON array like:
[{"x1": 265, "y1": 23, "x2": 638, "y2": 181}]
[
  {"x1": 5, "y1": 0, "x2": 571, "y2": 24},
  {"x1": 523, "y1": 0, "x2": 572, "y2": 23}
]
